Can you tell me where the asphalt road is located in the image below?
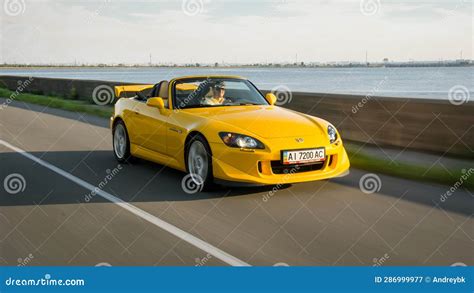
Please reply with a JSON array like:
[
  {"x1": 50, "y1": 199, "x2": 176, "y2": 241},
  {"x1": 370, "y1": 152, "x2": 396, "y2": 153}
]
[{"x1": 0, "y1": 99, "x2": 472, "y2": 266}]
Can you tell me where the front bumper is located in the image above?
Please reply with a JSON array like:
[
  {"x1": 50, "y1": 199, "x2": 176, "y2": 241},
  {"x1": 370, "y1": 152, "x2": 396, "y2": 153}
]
[{"x1": 210, "y1": 138, "x2": 350, "y2": 185}]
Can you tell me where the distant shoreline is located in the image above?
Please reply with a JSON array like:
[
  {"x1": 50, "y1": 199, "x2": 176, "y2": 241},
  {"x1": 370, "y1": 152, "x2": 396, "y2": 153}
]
[{"x1": 0, "y1": 63, "x2": 472, "y2": 70}]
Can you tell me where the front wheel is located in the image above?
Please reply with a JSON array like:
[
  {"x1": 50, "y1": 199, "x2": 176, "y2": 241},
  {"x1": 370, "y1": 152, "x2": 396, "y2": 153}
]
[{"x1": 186, "y1": 135, "x2": 214, "y2": 191}]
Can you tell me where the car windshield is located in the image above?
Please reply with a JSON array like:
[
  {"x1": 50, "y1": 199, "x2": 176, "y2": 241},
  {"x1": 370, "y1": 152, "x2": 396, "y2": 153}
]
[{"x1": 173, "y1": 78, "x2": 268, "y2": 109}]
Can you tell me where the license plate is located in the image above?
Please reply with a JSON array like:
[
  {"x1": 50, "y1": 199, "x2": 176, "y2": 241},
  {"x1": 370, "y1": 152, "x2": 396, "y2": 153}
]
[{"x1": 282, "y1": 148, "x2": 325, "y2": 165}]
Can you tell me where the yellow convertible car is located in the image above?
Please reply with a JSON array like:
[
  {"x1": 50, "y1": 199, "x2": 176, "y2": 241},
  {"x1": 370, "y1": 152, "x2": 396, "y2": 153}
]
[{"x1": 111, "y1": 76, "x2": 349, "y2": 190}]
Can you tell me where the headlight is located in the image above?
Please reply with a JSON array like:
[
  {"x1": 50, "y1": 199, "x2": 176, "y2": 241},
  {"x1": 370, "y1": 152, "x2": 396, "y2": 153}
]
[
  {"x1": 328, "y1": 125, "x2": 338, "y2": 144},
  {"x1": 219, "y1": 132, "x2": 265, "y2": 149}
]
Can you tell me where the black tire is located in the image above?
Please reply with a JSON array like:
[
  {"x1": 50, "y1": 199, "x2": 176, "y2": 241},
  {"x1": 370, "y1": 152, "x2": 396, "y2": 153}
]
[
  {"x1": 112, "y1": 120, "x2": 134, "y2": 163},
  {"x1": 185, "y1": 134, "x2": 215, "y2": 191}
]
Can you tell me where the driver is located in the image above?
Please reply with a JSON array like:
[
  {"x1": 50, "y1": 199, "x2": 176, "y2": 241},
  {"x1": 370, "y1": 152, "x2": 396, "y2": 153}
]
[{"x1": 203, "y1": 81, "x2": 226, "y2": 105}]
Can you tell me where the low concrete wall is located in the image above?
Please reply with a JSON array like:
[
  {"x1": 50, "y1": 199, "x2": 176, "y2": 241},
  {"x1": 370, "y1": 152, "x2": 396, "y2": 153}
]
[
  {"x1": 0, "y1": 75, "x2": 135, "y2": 101},
  {"x1": 277, "y1": 91, "x2": 473, "y2": 158},
  {"x1": 1, "y1": 75, "x2": 472, "y2": 158}
]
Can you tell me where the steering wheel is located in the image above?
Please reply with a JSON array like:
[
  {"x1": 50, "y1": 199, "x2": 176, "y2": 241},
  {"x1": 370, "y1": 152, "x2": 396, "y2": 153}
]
[{"x1": 223, "y1": 98, "x2": 233, "y2": 105}]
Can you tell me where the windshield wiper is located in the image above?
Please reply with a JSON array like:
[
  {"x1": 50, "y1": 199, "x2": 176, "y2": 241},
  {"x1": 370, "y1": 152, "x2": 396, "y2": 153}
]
[
  {"x1": 177, "y1": 103, "x2": 261, "y2": 109},
  {"x1": 178, "y1": 104, "x2": 226, "y2": 109}
]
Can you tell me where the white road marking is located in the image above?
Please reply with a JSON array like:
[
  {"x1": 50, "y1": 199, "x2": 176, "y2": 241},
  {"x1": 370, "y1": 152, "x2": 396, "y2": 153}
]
[{"x1": 0, "y1": 139, "x2": 250, "y2": 267}]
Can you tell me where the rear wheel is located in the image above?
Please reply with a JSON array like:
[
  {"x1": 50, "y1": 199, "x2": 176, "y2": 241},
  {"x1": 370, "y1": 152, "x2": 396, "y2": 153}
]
[
  {"x1": 186, "y1": 135, "x2": 214, "y2": 191},
  {"x1": 113, "y1": 120, "x2": 133, "y2": 163}
]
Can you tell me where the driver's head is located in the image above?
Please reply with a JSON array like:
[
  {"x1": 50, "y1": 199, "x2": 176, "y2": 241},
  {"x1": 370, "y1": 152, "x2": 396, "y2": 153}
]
[{"x1": 211, "y1": 81, "x2": 226, "y2": 99}]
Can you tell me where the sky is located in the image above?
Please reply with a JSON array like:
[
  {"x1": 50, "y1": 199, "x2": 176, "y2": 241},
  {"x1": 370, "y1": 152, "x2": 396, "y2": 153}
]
[{"x1": 0, "y1": 0, "x2": 472, "y2": 65}]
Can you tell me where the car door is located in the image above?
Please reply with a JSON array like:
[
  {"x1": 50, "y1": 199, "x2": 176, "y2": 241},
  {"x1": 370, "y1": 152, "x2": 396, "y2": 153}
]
[
  {"x1": 134, "y1": 101, "x2": 169, "y2": 156},
  {"x1": 165, "y1": 110, "x2": 189, "y2": 161}
]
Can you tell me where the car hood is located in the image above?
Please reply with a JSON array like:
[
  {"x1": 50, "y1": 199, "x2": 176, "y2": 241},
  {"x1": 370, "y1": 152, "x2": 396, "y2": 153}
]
[{"x1": 184, "y1": 106, "x2": 327, "y2": 139}]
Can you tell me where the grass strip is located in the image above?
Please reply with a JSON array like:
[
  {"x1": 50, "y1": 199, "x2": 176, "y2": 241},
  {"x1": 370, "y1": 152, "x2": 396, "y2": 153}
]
[
  {"x1": 0, "y1": 88, "x2": 112, "y2": 118},
  {"x1": 346, "y1": 144, "x2": 473, "y2": 190}
]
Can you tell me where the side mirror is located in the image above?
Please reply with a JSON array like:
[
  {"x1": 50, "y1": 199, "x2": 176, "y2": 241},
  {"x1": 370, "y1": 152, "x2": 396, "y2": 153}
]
[
  {"x1": 265, "y1": 93, "x2": 277, "y2": 105},
  {"x1": 146, "y1": 97, "x2": 165, "y2": 109}
]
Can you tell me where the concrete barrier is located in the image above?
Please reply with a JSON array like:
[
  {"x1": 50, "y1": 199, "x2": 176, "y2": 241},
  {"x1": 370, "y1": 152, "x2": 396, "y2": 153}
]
[
  {"x1": 0, "y1": 75, "x2": 137, "y2": 101},
  {"x1": 1, "y1": 75, "x2": 472, "y2": 158},
  {"x1": 275, "y1": 91, "x2": 473, "y2": 158}
]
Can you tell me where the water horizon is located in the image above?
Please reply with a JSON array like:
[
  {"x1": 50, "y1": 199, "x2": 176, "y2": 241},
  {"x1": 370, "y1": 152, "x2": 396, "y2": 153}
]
[{"x1": 0, "y1": 66, "x2": 472, "y2": 100}]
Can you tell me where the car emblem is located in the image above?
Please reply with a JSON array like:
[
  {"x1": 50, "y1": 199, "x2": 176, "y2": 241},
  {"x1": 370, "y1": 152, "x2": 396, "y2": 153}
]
[{"x1": 295, "y1": 138, "x2": 304, "y2": 143}]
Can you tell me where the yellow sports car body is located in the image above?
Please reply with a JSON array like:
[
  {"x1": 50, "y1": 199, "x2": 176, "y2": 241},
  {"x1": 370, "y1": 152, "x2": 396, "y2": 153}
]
[{"x1": 111, "y1": 75, "x2": 350, "y2": 189}]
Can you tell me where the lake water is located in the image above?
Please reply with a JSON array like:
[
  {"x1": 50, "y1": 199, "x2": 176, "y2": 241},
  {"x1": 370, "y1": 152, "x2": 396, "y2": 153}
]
[{"x1": 0, "y1": 67, "x2": 472, "y2": 100}]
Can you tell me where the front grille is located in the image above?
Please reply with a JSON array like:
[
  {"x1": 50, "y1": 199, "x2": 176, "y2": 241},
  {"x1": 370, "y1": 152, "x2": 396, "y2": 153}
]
[{"x1": 270, "y1": 160, "x2": 325, "y2": 174}]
